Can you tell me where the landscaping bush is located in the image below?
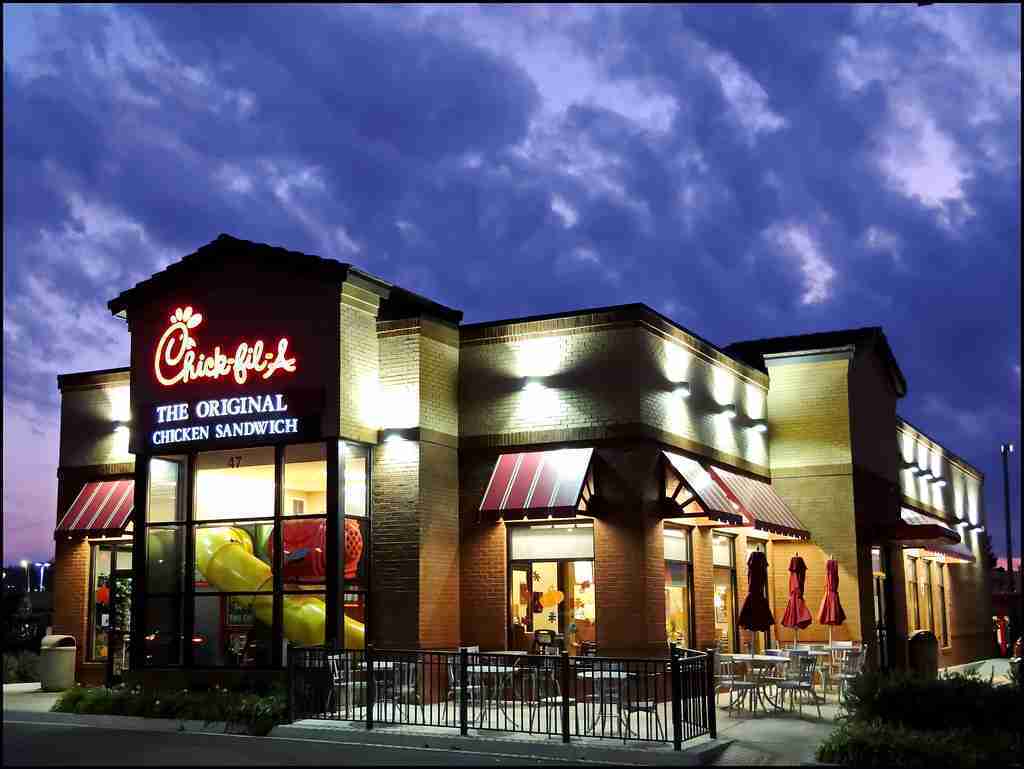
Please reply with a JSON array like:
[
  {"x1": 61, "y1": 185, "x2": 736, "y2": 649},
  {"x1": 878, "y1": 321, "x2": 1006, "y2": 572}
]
[
  {"x1": 3, "y1": 651, "x2": 41, "y2": 683},
  {"x1": 841, "y1": 669, "x2": 1023, "y2": 737},
  {"x1": 817, "y1": 719, "x2": 1021, "y2": 768},
  {"x1": 51, "y1": 683, "x2": 287, "y2": 736}
]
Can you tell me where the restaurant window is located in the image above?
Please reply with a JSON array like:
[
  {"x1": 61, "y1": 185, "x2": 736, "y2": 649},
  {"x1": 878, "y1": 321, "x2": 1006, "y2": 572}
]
[
  {"x1": 937, "y1": 564, "x2": 949, "y2": 647},
  {"x1": 143, "y1": 455, "x2": 187, "y2": 667},
  {"x1": 141, "y1": 442, "x2": 371, "y2": 669},
  {"x1": 713, "y1": 532, "x2": 738, "y2": 653},
  {"x1": 921, "y1": 559, "x2": 934, "y2": 633},
  {"x1": 508, "y1": 521, "x2": 595, "y2": 654},
  {"x1": 906, "y1": 555, "x2": 921, "y2": 631},
  {"x1": 664, "y1": 526, "x2": 694, "y2": 649}
]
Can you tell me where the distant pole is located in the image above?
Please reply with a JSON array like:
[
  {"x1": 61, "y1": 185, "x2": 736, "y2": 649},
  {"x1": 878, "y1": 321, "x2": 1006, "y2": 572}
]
[
  {"x1": 1001, "y1": 443, "x2": 1017, "y2": 649},
  {"x1": 20, "y1": 560, "x2": 30, "y2": 593}
]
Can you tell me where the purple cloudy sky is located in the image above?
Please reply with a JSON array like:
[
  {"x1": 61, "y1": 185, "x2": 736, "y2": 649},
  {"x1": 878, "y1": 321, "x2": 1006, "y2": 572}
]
[{"x1": 3, "y1": 4, "x2": 1020, "y2": 565}]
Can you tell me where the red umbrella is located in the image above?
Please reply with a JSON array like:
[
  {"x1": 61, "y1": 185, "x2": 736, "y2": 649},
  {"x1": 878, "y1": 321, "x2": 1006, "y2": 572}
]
[
  {"x1": 738, "y1": 551, "x2": 775, "y2": 653},
  {"x1": 781, "y1": 554, "x2": 813, "y2": 645},
  {"x1": 818, "y1": 558, "x2": 846, "y2": 644}
]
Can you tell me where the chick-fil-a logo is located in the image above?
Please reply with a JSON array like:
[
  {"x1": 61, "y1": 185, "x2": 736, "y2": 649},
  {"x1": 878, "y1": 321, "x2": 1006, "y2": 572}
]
[{"x1": 154, "y1": 306, "x2": 297, "y2": 386}]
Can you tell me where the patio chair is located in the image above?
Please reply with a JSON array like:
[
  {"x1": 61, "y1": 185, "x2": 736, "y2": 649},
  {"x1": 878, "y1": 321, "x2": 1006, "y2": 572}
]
[
  {"x1": 715, "y1": 656, "x2": 759, "y2": 715},
  {"x1": 325, "y1": 653, "x2": 365, "y2": 717},
  {"x1": 529, "y1": 642, "x2": 578, "y2": 736},
  {"x1": 373, "y1": 656, "x2": 420, "y2": 721},
  {"x1": 834, "y1": 648, "x2": 865, "y2": 704},
  {"x1": 620, "y1": 669, "x2": 666, "y2": 742},
  {"x1": 444, "y1": 646, "x2": 482, "y2": 724},
  {"x1": 776, "y1": 655, "x2": 821, "y2": 719}
]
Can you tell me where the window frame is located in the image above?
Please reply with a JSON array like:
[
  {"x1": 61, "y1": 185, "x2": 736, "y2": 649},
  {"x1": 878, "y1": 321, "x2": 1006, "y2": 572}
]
[{"x1": 664, "y1": 524, "x2": 695, "y2": 650}]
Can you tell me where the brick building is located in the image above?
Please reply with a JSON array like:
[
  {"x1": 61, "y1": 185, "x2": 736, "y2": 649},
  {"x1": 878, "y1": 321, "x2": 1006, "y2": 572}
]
[{"x1": 50, "y1": 234, "x2": 992, "y2": 686}]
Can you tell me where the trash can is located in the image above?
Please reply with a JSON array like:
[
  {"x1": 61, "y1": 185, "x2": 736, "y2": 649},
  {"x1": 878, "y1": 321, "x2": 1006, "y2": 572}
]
[
  {"x1": 39, "y1": 635, "x2": 77, "y2": 692},
  {"x1": 907, "y1": 629, "x2": 938, "y2": 679}
]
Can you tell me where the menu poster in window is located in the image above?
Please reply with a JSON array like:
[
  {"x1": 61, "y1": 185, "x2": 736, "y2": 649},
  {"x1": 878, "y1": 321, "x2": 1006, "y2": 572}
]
[{"x1": 226, "y1": 596, "x2": 254, "y2": 627}]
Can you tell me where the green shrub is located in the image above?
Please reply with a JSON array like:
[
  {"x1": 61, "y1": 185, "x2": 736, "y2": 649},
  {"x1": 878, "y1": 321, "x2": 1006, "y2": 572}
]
[
  {"x1": 50, "y1": 684, "x2": 286, "y2": 736},
  {"x1": 841, "y1": 669, "x2": 1023, "y2": 737},
  {"x1": 3, "y1": 651, "x2": 41, "y2": 683},
  {"x1": 817, "y1": 719, "x2": 1021, "y2": 768}
]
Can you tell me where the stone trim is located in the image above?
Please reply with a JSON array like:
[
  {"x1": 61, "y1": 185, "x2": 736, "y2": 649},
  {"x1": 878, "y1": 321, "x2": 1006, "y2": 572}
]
[
  {"x1": 58, "y1": 462, "x2": 135, "y2": 477},
  {"x1": 340, "y1": 281, "x2": 381, "y2": 314},
  {"x1": 770, "y1": 464, "x2": 854, "y2": 479},
  {"x1": 57, "y1": 368, "x2": 131, "y2": 391},
  {"x1": 377, "y1": 317, "x2": 460, "y2": 347}
]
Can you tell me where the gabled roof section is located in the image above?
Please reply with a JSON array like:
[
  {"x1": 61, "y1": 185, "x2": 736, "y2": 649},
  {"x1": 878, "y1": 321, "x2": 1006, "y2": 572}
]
[
  {"x1": 107, "y1": 234, "x2": 463, "y2": 324},
  {"x1": 724, "y1": 326, "x2": 907, "y2": 397}
]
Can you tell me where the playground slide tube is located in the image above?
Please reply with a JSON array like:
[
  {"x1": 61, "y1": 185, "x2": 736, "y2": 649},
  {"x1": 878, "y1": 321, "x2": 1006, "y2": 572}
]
[{"x1": 195, "y1": 526, "x2": 365, "y2": 648}]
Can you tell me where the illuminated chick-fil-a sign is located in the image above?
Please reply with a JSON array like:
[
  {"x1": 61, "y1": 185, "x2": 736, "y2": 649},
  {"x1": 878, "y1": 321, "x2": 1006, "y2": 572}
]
[{"x1": 154, "y1": 306, "x2": 297, "y2": 386}]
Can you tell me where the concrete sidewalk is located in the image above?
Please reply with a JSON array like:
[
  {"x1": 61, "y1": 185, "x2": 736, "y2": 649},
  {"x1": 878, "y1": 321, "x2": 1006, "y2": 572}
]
[{"x1": 2, "y1": 683, "x2": 63, "y2": 713}]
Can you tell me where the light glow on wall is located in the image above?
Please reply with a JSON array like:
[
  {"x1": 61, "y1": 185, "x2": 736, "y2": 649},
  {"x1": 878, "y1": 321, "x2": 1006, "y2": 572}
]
[
  {"x1": 662, "y1": 341, "x2": 692, "y2": 385},
  {"x1": 515, "y1": 336, "x2": 565, "y2": 379}
]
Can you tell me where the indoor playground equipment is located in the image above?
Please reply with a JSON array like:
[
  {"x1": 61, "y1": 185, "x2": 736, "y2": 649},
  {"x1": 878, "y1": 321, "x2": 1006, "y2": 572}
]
[{"x1": 194, "y1": 520, "x2": 365, "y2": 648}]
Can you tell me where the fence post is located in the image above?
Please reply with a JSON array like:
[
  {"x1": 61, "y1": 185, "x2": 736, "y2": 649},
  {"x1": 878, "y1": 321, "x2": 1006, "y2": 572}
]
[
  {"x1": 560, "y1": 651, "x2": 571, "y2": 744},
  {"x1": 705, "y1": 647, "x2": 717, "y2": 739},
  {"x1": 366, "y1": 644, "x2": 375, "y2": 731},
  {"x1": 670, "y1": 646, "x2": 682, "y2": 750},
  {"x1": 286, "y1": 647, "x2": 294, "y2": 724},
  {"x1": 459, "y1": 647, "x2": 469, "y2": 736}
]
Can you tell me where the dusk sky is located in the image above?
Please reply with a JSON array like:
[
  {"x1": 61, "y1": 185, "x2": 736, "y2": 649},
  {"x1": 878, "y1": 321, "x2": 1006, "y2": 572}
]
[{"x1": 3, "y1": 4, "x2": 1020, "y2": 566}]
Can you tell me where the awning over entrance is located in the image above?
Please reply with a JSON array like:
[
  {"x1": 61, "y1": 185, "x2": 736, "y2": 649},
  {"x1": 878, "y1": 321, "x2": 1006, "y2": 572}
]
[
  {"x1": 894, "y1": 508, "x2": 974, "y2": 563},
  {"x1": 662, "y1": 451, "x2": 811, "y2": 539},
  {"x1": 480, "y1": 448, "x2": 595, "y2": 519},
  {"x1": 56, "y1": 479, "x2": 135, "y2": 536},
  {"x1": 887, "y1": 508, "x2": 962, "y2": 547}
]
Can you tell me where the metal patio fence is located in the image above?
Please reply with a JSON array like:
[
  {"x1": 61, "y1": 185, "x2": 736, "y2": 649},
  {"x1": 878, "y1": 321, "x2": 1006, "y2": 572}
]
[{"x1": 288, "y1": 645, "x2": 716, "y2": 750}]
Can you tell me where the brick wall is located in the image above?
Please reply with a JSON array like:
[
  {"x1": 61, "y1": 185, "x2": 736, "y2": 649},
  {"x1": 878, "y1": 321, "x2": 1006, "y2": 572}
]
[
  {"x1": 459, "y1": 308, "x2": 770, "y2": 476},
  {"x1": 339, "y1": 282, "x2": 381, "y2": 444},
  {"x1": 459, "y1": 453, "x2": 507, "y2": 650},
  {"x1": 51, "y1": 538, "x2": 105, "y2": 685},
  {"x1": 897, "y1": 419, "x2": 984, "y2": 527},
  {"x1": 58, "y1": 374, "x2": 133, "y2": 469}
]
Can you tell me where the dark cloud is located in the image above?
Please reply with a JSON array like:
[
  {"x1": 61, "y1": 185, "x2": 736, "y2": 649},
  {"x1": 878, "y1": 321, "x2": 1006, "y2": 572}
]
[{"x1": 3, "y1": 4, "x2": 1019, "y2": 562}]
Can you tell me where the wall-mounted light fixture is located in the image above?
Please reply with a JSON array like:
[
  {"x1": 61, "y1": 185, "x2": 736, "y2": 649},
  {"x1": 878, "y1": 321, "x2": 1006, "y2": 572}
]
[
  {"x1": 674, "y1": 382, "x2": 691, "y2": 398},
  {"x1": 114, "y1": 421, "x2": 130, "y2": 435},
  {"x1": 918, "y1": 469, "x2": 933, "y2": 481},
  {"x1": 933, "y1": 478, "x2": 947, "y2": 488},
  {"x1": 719, "y1": 405, "x2": 737, "y2": 419},
  {"x1": 748, "y1": 420, "x2": 768, "y2": 433}
]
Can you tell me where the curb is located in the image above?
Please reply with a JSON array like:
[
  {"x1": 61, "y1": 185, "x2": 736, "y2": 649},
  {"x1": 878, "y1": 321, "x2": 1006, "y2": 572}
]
[
  {"x1": 4, "y1": 709, "x2": 232, "y2": 735},
  {"x1": 272, "y1": 721, "x2": 732, "y2": 765}
]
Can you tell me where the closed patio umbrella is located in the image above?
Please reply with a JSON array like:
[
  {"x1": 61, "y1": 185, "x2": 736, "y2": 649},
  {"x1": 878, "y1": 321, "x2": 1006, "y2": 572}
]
[
  {"x1": 738, "y1": 550, "x2": 775, "y2": 653},
  {"x1": 818, "y1": 557, "x2": 846, "y2": 645},
  {"x1": 781, "y1": 554, "x2": 813, "y2": 647}
]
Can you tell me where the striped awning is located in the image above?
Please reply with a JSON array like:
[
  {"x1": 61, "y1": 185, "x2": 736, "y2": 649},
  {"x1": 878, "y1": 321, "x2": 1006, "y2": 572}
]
[
  {"x1": 889, "y1": 507, "x2": 961, "y2": 546},
  {"x1": 56, "y1": 479, "x2": 134, "y2": 535},
  {"x1": 480, "y1": 448, "x2": 594, "y2": 518},
  {"x1": 663, "y1": 451, "x2": 810, "y2": 539},
  {"x1": 920, "y1": 540, "x2": 976, "y2": 564}
]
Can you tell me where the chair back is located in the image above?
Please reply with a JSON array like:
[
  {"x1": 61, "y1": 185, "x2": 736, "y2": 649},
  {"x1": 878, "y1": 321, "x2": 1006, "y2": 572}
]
[
  {"x1": 329, "y1": 653, "x2": 343, "y2": 684},
  {"x1": 534, "y1": 629, "x2": 556, "y2": 646},
  {"x1": 796, "y1": 654, "x2": 817, "y2": 685},
  {"x1": 842, "y1": 649, "x2": 865, "y2": 676},
  {"x1": 832, "y1": 640, "x2": 854, "y2": 649},
  {"x1": 580, "y1": 640, "x2": 598, "y2": 657},
  {"x1": 716, "y1": 656, "x2": 736, "y2": 680}
]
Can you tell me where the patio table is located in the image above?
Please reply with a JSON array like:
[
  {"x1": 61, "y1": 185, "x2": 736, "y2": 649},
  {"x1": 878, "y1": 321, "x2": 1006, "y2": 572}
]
[
  {"x1": 576, "y1": 669, "x2": 634, "y2": 735},
  {"x1": 466, "y1": 662, "x2": 523, "y2": 728},
  {"x1": 723, "y1": 654, "x2": 789, "y2": 715}
]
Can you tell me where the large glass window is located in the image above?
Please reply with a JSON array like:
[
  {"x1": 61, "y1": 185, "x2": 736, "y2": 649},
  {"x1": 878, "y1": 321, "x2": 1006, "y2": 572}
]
[
  {"x1": 88, "y1": 545, "x2": 114, "y2": 661},
  {"x1": 713, "y1": 533, "x2": 737, "y2": 653},
  {"x1": 508, "y1": 521, "x2": 595, "y2": 654},
  {"x1": 921, "y1": 559, "x2": 934, "y2": 633},
  {"x1": 140, "y1": 441, "x2": 371, "y2": 669},
  {"x1": 664, "y1": 526, "x2": 693, "y2": 649},
  {"x1": 906, "y1": 555, "x2": 921, "y2": 631}
]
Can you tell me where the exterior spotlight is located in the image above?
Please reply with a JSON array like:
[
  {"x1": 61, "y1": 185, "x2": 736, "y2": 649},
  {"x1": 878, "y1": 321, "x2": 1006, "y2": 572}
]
[
  {"x1": 114, "y1": 422, "x2": 130, "y2": 435},
  {"x1": 749, "y1": 421, "x2": 768, "y2": 433},
  {"x1": 524, "y1": 378, "x2": 545, "y2": 392},
  {"x1": 674, "y1": 382, "x2": 691, "y2": 398},
  {"x1": 919, "y1": 469, "x2": 932, "y2": 480},
  {"x1": 933, "y1": 478, "x2": 946, "y2": 488},
  {"x1": 720, "y1": 405, "x2": 737, "y2": 419}
]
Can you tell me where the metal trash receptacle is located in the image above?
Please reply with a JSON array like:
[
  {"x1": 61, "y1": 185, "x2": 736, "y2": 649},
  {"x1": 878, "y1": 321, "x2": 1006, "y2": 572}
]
[
  {"x1": 39, "y1": 635, "x2": 77, "y2": 692},
  {"x1": 907, "y1": 629, "x2": 938, "y2": 679}
]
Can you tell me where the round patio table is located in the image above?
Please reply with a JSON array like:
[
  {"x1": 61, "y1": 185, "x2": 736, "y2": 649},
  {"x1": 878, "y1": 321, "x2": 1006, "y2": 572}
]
[{"x1": 724, "y1": 654, "x2": 789, "y2": 714}]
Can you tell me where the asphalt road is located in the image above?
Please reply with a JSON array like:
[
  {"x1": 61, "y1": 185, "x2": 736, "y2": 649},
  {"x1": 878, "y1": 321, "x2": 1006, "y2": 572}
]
[{"x1": 2, "y1": 720, "x2": 634, "y2": 766}]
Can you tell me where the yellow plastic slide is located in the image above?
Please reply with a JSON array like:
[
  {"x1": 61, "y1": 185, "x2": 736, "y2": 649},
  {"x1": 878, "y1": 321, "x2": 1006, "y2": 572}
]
[{"x1": 195, "y1": 527, "x2": 365, "y2": 648}]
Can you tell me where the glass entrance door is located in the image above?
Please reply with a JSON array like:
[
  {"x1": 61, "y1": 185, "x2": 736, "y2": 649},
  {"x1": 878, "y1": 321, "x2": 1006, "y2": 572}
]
[{"x1": 106, "y1": 545, "x2": 133, "y2": 686}]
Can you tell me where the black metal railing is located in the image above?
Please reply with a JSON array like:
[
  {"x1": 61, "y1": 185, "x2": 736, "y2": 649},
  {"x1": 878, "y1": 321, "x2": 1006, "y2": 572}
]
[{"x1": 288, "y1": 644, "x2": 716, "y2": 750}]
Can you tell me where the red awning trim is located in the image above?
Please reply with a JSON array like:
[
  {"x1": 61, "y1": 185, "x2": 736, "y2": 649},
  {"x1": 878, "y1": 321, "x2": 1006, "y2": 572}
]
[
  {"x1": 662, "y1": 451, "x2": 810, "y2": 539},
  {"x1": 56, "y1": 479, "x2": 134, "y2": 536},
  {"x1": 919, "y1": 540, "x2": 975, "y2": 564},
  {"x1": 480, "y1": 448, "x2": 594, "y2": 517}
]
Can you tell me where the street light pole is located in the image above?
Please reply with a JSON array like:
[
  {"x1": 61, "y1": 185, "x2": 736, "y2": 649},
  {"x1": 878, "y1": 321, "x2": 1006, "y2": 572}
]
[
  {"x1": 20, "y1": 560, "x2": 31, "y2": 593},
  {"x1": 1001, "y1": 443, "x2": 1017, "y2": 650}
]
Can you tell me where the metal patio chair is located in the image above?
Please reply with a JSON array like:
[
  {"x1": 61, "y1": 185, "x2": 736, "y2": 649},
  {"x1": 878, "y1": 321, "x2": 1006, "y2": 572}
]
[
  {"x1": 776, "y1": 654, "x2": 822, "y2": 719},
  {"x1": 834, "y1": 648, "x2": 866, "y2": 704},
  {"x1": 619, "y1": 668, "x2": 666, "y2": 742},
  {"x1": 444, "y1": 646, "x2": 482, "y2": 724}
]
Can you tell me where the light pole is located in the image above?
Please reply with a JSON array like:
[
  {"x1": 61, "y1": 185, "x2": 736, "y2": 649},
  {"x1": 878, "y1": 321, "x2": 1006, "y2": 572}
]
[
  {"x1": 1000, "y1": 442, "x2": 1017, "y2": 648},
  {"x1": 35, "y1": 562, "x2": 51, "y2": 592},
  {"x1": 20, "y1": 560, "x2": 31, "y2": 593}
]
